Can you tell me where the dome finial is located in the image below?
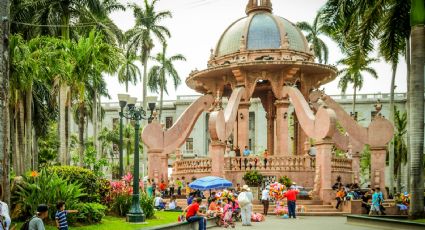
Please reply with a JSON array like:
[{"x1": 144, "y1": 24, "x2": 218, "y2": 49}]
[{"x1": 246, "y1": 0, "x2": 272, "y2": 15}]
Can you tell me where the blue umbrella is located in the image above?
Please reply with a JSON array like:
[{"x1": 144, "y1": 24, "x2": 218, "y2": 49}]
[{"x1": 189, "y1": 176, "x2": 233, "y2": 191}]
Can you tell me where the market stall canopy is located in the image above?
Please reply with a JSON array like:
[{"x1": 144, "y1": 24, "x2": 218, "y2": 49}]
[{"x1": 189, "y1": 176, "x2": 233, "y2": 191}]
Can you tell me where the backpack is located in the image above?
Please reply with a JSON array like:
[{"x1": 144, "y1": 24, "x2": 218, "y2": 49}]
[
  {"x1": 237, "y1": 192, "x2": 250, "y2": 207},
  {"x1": 20, "y1": 216, "x2": 35, "y2": 230}
]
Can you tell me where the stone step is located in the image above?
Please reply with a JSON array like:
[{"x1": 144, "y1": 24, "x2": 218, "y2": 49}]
[{"x1": 297, "y1": 212, "x2": 349, "y2": 216}]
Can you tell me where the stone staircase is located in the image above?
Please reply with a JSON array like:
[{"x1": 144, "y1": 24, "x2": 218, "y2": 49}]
[{"x1": 174, "y1": 199, "x2": 349, "y2": 216}]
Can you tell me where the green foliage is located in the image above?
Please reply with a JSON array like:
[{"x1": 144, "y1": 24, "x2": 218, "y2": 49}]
[
  {"x1": 84, "y1": 146, "x2": 108, "y2": 177},
  {"x1": 12, "y1": 170, "x2": 85, "y2": 220},
  {"x1": 393, "y1": 107, "x2": 408, "y2": 174},
  {"x1": 360, "y1": 145, "x2": 371, "y2": 182},
  {"x1": 243, "y1": 170, "x2": 263, "y2": 187},
  {"x1": 38, "y1": 122, "x2": 60, "y2": 167},
  {"x1": 140, "y1": 193, "x2": 155, "y2": 219},
  {"x1": 47, "y1": 166, "x2": 101, "y2": 203},
  {"x1": 278, "y1": 176, "x2": 292, "y2": 188},
  {"x1": 110, "y1": 193, "x2": 132, "y2": 217},
  {"x1": 72, "y1": 203, "x2": 107, "y2": 224}
]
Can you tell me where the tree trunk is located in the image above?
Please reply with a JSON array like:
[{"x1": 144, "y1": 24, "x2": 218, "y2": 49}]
[
  {"x1": 78, "y1": 103, "x2": 85, "y2": 167},
  {"x1": 159, "y1": 77, "x2": 164, "y2": 122},
  {"x1": 408, "y1": 20, "x2": 425, "y2": 218},
  {"x1": 405, "y1": 37, "x2": 411, "y2": 193},
  {"x1": 388, "y1": 63, "x2": 397, "y2": 196},
  {"x1": 17, "y1": 98, "x2": 25, "y2": 174},
  {"x1": 0, "y1": 0, "x2": 11, "y2": 203},
  {"x1": 65, "y1": 87, "x2": 71, "y2": 164},
  {"x1": 25, "y1": 87, "x2": 32, "y2": 171},
  {"x1": 93, "y1": 91, "x2": 100, "y2": 160},
  {"x1": 59, "y1": 84, "x2": 67, "y2": 165},
  {"x1": 142, "y1": 50, "x2": 150, "y2": 110},
  {"x1": 33, "y1": 130, "x2": 38, "y2": 171},
  {"x1": 396, "y1": 163, "x2": 402, "y2": 193},
  {"x1": 352, "y1": 84, "x2": 357, "y2": 119}
]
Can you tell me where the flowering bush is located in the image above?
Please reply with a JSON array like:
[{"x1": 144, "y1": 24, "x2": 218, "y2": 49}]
[{"x1": 107, "y1": 173, "x2": 153, "y2": 218}]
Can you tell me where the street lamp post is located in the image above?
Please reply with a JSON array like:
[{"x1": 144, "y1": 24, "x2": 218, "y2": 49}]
[
  {"x1": 118, "y1": 94, "x2": 130, "y2": 178},
  {"x1": 119, "y1": 95, "x2": 155, "y2": 223}
]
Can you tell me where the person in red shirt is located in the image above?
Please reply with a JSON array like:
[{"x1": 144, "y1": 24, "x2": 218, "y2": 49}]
[
  {"x1": 159, "y1": 181, "x2": 167, "y2": 196},
  {"x1": 184, "y1": 197, "x2": 207, "y2": 230},
  {"x1": 284, "y1": 183, "x2": 299, "y2": 219}
]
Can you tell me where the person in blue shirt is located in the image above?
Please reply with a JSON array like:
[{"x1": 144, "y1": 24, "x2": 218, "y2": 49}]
[
  {"x1": 369, "y1": 189, "x2": 381, "y2": 215},
  {"x1": 55, "y1": 201, "x2": 78, "y2": 230},
  {"x1": 243, "y1": 146, "x2": 251, "y2": 156}
]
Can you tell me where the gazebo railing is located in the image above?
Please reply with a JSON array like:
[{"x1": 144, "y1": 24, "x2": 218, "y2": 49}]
[
  {"x1": 331, "y1": 157, "x2": 352, "y2": 172},
  {"x1": 173, "y1": 158, "x2": 212, "y2": 174},
  {"x1": 224, "y1": 156, "x2": 316, "y2": 172}
]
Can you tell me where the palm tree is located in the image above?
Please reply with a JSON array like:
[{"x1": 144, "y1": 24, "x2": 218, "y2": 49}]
[
  {"x1": 118, "y1": 45, "x2": 141, "y2": 92},
  {"x1": 377, "y1": 0, "x2": 410, "y2": 196},
  {"x1": 392, "y1": 107, "x2": 407, "y2": 193},
  {"x1": 296, "y1": 14, "x2": 329, "y2": 64},
  {"x1": 336, "y1": 48, "x2": 379, "y2": 115},
  {"x1": 148, "y1": 44, "x2": 186, "y2": 120},
  {"x1": 126, "y1": 0, "x2": 171, "y2": 110},
  {"x1": 408, "y1": 0, "x2": 425, "y2": 219},
  {"x1": 69, "y1": 31, "x2": 120, "y2": 166}
]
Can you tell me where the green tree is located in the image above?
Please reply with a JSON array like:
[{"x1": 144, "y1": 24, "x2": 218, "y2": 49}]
[
  {"x1": 408, "y1": 0, "x2": 425, "y2": 219},
  {"x1": 118, "y1": 45, "x2": 140, "y2": 92},
  {"x1": 336, "y1": 49, "x2": 379, "y2": 115},
  {"x1": 148, "y1": 44, "x2": 186, "y2": 120},
  {"x1": 296, "y1": 14, "x2": 329, "y2": 64},
  {"x1": 126, "y1": 0, "x2": 171, "y2": 110},
  {"x1": 392, "y1": 108, "x2": 407, "y2": 193}
]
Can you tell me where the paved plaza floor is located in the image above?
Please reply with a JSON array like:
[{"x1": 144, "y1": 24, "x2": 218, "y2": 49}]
[{"x1": 228, "y1": 216, "x2": 389, "y2": 230}]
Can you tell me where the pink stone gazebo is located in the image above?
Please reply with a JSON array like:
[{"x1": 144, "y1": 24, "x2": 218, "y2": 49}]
[{"x1": 142, "y1": 0, "x2": 394, "y2": 203}]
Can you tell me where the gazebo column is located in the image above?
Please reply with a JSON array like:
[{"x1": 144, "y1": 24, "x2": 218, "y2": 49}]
[
  {"x1": 160, "y1": 154, "x2": 168, "y2": 182},
  {"x1": 210, "y1": 140, "x2": 226, "y2": 177},
  {"x1": 315, "y1": 138, "x2": 333, "y2": 203},
  {"x1": 148, "y1": 149, "x2": 162, "y2": 183},
  {"x1": 352, "y1": 152, "x2": 361, "y2": 184},
  {"x1": 274, "y1": 99, "x2": 290, "y2": 155},
  {"x1": 371, "y1": 147, "x2": 387, "y2": 197},
  {"x1": 237, "y1": 102, "x2": 250, "y2": 149}
]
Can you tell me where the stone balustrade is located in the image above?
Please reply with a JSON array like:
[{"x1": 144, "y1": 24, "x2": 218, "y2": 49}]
[
  {"x1": 331, "y1": 157, "x2": 353, "y2": 172},
  {"x1": 173, "y1": 158, "x2": 212, "y2": 174},
  {"x1": 223, "y1": 156, "x2": 316, "y2": 172}
]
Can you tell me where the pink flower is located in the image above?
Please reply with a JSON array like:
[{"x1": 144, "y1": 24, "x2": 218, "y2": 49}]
[{"x1": 122, "y1": 172, "x2": 133, "y2": 184}]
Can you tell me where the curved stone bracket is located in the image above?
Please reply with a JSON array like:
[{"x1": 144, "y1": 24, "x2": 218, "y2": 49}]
[
  {"x1": 142, "y1": 94, "x2": 215, "y2": 155},
  {"x1": 282, "y1": 86, "x2": 336, "y2": 140},
  {"x1": 309, "y1": 90, "x2": 394, "y2": 147},
  {"x1": 209, "y1": 87, "x2": 246, "y2": 142}
]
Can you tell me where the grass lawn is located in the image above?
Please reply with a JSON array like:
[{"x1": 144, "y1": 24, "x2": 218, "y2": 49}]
[
  {"x1": 15, "y1": 211, "x2": 180, "y2": 230},
  {"x1": 412, "y1": 219, "x2": 425, "y2": 223}
]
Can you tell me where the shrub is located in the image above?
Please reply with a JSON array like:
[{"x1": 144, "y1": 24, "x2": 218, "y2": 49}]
[
  {"x1": 73, "y1": 203, "x2": 106, "y2": 224},
  {"x1": 12, "y1": 169, "x2": 85, "y2": 220},
  {"x1": 140, "y1": 193, "x2": 155, "y2": 219},
  {"x1": 48, "y1": 166, "x2": 101, "y2": 203},
  {"x1": 243, "y1": 170, "x2": 263, "y2": 187},
  {"x1": 110, "y1": 193, "x2": 132, "y2": 217},
  {"x1": 278, "y1": 175, "x2": 292, "y2": 188}
]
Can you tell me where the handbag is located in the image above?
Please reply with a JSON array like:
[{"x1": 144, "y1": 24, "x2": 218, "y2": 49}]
[{"x1": 237, "y1": 192, "x2": 250, "y2": 207}]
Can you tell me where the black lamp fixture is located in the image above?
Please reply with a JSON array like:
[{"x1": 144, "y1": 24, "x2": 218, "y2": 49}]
[
  {"x1": 283, "y1": 112, "x2": 288, "y2": 119},
  {"x1": 148, "y1": 102, "x2": 156, "y2": 123},
  {"x1": 239, "y1": 113, "x2": 244, "y2": 119}
]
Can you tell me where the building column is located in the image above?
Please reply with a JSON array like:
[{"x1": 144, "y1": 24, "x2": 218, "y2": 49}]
[
  {"x1": 352, "y1": 152, "x2": 361, "y2": 184},
  {"x1": 160, "y1": 154, "x2": 168, "y2": 183},
  {"x1": 371, "y1": 147, "x2": 387, "y2": 197},
  {"x1": 147, "y1": 149, "x2": 162, "y2": 183},
  {"x1": 237, "y1": 102, "x2": 250, "y2": 149},
  {"x1": 315, "y1": 138, "x2": 333, "y2": 203},
  {"x1": 210, "y1": 140, "x2": 226, "y2": 178}
]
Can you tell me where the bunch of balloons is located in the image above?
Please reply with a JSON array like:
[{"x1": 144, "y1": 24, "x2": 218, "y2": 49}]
[{"x1": 269, "y1": 182, "x2": 286, "y2": 200}]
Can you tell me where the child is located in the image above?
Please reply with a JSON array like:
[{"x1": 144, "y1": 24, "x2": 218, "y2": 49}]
[{"x1": 55, "y1": 201, "x2": 78, "y2": 230}]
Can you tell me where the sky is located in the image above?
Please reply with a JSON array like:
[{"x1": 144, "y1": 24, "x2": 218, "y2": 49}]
[{"x1": 105, "y1": 0, "x2": 408, "y2": 103}]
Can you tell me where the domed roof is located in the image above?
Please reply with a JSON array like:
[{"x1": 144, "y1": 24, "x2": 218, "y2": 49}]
[{"x1": 214, "y1": 3, "x2": 310, "y2": 57}]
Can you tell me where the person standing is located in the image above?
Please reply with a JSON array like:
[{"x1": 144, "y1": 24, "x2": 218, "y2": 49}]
[
  {"x1": 55, "y1": 201, "x2": 78, "y2": 230},
  {"x1": 284, "y1": 185, "x2": 299, "y2": 219},
  {"x1": 243, "y1": 146, "x2": 251, "y2": 157},
  {"x1": 159, "y1": 180, "x2": 166, "y2": 197},
  {"x1": 261, "y1": 186, "x2": 270, "y2": 215},
  {"x1": 176, "y1": 178, "x2": 183, "y2": 196},
  {"x1": 28, "y1": 204, "x2": 49, "y2": 230},
  {"x1": 184, "y1": 197, "x2": 207, "y2": 230},
  {"x1": 146, "y1": 179, "x2": 153, "y2": 197},
  {"x1": 0, "y1": 199, "x2": 11, "y2": 230},
  {"x1": 263, "y1": 149, "x2": 268, "y2": 169},
  {"x1": 169, "y1": 179, "x2": 175, "y2": 196},
  {"x1": 238, "y1": 185, "x2": 253, "y2": 226},
  {"x1": 235, "y1": 147, "x2": 241, "y2": 157},
  {"x1": 376, "y1": 187, "x2": 386, "y2": 215}
]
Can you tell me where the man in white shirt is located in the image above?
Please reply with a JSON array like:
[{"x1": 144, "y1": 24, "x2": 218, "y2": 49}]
[
  {"x1": 154, "y1": 194, "x2": 165, "y2": 210},
  {"x1": 261, "y1": 186, "x2": 270, "y2": 215}
]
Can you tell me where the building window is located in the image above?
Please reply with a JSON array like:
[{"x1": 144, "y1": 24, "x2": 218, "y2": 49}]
[
  {"x1": 186, "y1": 138, "x2": 194, "y2": 153},
  {"x1": 166, "y1": 116, "x2": 173, "y2": 129}
]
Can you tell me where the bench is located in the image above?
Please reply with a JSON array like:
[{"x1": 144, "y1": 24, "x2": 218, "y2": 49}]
[{"x1": 144, "y1": 217, "x2": 219, "y2": 230}]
